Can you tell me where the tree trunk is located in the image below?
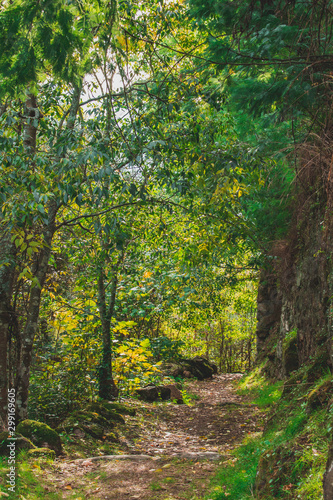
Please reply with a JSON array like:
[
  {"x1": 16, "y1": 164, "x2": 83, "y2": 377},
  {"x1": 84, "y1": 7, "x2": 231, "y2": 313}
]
[
  {"x1": 0, "y1": 236, "x2": 16, "y2": 429},
  {"x1": 218, "y1": 317, "x2": 224, "y2": 373},
  {"x1": 97, "y1": 266, "x2": 119, "y2": 400},
  {"x1": 15, "y1": 202, "x2": 58, "y2": 421}
]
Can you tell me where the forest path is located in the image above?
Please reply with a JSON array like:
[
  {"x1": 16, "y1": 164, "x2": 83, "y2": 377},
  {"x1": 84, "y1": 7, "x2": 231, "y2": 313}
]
[{"x1": 44, "y1": 374, "x2": 262, "y2": 499}]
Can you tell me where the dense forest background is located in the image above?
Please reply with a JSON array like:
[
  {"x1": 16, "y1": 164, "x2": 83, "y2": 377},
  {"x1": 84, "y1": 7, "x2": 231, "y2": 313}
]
[{"x1": 0, "y1": 0, "x2": 333, "y2": 499}]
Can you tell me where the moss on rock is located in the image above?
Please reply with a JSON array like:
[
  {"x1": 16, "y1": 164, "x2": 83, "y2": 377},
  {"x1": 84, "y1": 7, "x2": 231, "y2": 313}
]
[
  {"x1": 85, "y1": 402, "x2": 126, "y2": 422},
  {"x1": 82, "y1": 423, "x2": 105, "y2": 439},
  {"x1": 105, "y1": 432, "x2": 119, "y2": 443},
  {"x1": 306, "y1": 378, "x2": 333, "y2": 412},
  {"x1": 27, "y1": 448, "x2": 56, "y2": 459},
  {"x1": 0, "y1": 432, "x2": 36, "y2": 456},
  {"x1": 58, "y1": 411, "x2": 111, "y2": 433},
  {"x1": 57, "y1": 406, "x2": 124, "y2": 440},
  {"x1": 16, "y1": 420, "x2": 62, "y2": 455},
  {"x1": 99, "y1": 401, "x2": 136, "y2": 417}
]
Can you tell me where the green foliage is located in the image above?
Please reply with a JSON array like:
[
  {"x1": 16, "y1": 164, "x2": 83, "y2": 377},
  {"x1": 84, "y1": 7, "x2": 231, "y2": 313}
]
[
  {"x1": 29, "y1": 325, "x2": 101, "y2": 425},
  {"x1": 149, "y1": 336, "x2": 185, "y2": 361},
  {"x1": 113, "y1": 338, "x2": 164, "y2": 395},
  {"x1": 0, "y1": 0, "x2": 116, "y2": 93}
]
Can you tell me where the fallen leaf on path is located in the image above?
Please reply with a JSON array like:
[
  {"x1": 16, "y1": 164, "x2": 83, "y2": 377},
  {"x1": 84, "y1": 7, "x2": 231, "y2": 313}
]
[{"x1": 82, "y1": 460, "x2": 94, "y2": 467}]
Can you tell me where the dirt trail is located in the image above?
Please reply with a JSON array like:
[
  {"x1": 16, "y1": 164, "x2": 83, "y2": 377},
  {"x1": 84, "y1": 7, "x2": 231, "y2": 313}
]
[{"x1": 42, "y1": 374, "x2": 262, "y2": 499}]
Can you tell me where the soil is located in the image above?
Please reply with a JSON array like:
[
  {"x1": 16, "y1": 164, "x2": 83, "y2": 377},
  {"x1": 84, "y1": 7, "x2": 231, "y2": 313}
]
[{"x1": 38, "y1": 374, "x2": 263, "y2": 499}]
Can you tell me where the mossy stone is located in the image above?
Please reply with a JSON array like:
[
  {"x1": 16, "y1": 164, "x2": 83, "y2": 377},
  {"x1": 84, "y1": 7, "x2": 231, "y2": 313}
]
[
  {"x1": 85, "y1": 402, "x2": 126, "y2": 423},
  {"x1": 27, "y1": 448, "x2": 56, "y2": 459},
  {"x1": 16, "y1": 420, "x2": 62, "y2": 455},
  {"x1": 306, "y1": 378, "x2": 333, "y2": 412},
  {"x1": 82, "y1": 423, "x2": 105, "y2": 439},
  {"x1": 75, "y1": 410, "x2": 110, "y2": 426},
  {"x1": 100, "y1": 401, "x2": 136, "y2": 417},
  {"x1": 58, "y1": 408, "x2": 120, "y2": 439},
  {"x1": 0, "y1": 431, "x2": 35, "y2": 456}
]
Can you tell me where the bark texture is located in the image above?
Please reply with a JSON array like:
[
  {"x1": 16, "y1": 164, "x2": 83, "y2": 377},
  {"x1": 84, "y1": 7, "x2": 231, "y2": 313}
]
[
  {"x1": 0, "y1": 236, "x2": 16, "y2": 429},
  {"x1": 97, "y1": 266, "x2": 119, "y2": 400},
  {"x1": 15, "y1": 202, "x2": 58, "y2": 421}
]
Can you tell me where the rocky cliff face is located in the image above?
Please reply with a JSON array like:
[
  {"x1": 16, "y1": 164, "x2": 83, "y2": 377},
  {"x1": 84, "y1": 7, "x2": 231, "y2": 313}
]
[
  {"x1": 255, "y1": 158, "x2": 333, "y2": 495},
  {"x1": 256, "y1": 198, "x2": 333, "y2": 379}
]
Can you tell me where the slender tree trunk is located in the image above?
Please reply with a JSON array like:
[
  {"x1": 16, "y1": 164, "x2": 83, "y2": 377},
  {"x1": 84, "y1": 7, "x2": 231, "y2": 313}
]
[
  {"x1": 15, "y1": 202, "x2": 58, "y2": 421},
  {"x1": 219, "y1": 318, "x2": 224, "y2": 373},
  {"x1": 97, "y1": 265, "x2": 119, "y2": 400},
  {"x1": 0, "y1": 237, "x2": 16, "y2": 430}
]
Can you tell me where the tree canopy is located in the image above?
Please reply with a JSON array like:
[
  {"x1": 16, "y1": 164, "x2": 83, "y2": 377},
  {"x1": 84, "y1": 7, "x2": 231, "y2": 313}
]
[{"x1": 0, "y1": 0, "x2": 331, "y2": 428}]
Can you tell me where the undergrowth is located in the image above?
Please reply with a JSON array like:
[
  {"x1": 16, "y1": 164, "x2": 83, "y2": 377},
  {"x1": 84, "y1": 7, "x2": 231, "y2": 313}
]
[{"x1": 0, "y1": 452, "x2": 60, "y2": 499}]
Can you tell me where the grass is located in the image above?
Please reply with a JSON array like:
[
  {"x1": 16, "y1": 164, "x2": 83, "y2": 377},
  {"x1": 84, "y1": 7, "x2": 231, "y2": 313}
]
[
  {"x1": 237, "y1": 366, "x2": 283, "y2": 408},
  {"x1": 206, "y1": 435, "x2": 262, "y2": 499},
  {"x1": 0, "y1": 451, "x2": 61, "y2": 499},
  {"x1": 150, "y1": 480, "x2": 165, "y2": 491}
]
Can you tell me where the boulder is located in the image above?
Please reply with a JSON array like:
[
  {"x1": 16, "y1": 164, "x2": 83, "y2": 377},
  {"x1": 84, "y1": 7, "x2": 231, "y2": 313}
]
[
  {"x1": 85, "y1": 402, "x2": 125, "y2": 424},
  {"x1": 162, "y1": 357, "x2": 217, "y2": 380},
  {"x1": 161, "y1": 362, "x2": 183, "y2": 378},
  {"x1": 82, "y1": 423, "x2": 105, "y2": 439},
  {"x1": 135, "y1": 384, "x2": 183, "y2": 404},
  {"x1": 17, "y1": 420, "x2": 62, "y2": 455},
  {"x1": 0, "y1": 431, "x2": 35, "y2": 456},
  {"x1": 100, "y1": 402, "x2": 136, "y2": 417},
  {"x1": 210, "y1": 363, "x2": 218, "y2": 374},
  {"x1": 158, "y1": 386, "x2": 172, "y2": 400},
  {"x1": 57, "y1": 408, "x2": 119, "y2": 440},
  {"x1": 182, "y1": 357, "x2": 215, "y2": 380},
  {"x1": 136, "y1": 385, "x2": 159, "y2": 402},
  {"x1": 163, "y1": 384, "x2": 183, "y2": 404},
  {"x1": 105, "y1": 432, "x2": 119, "y2": 443}
]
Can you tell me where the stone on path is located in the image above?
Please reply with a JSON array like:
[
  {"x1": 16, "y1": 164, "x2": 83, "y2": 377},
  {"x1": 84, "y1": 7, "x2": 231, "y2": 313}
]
[{"x1": 136, "y1": 385, "x2": 159, "y2": 402}]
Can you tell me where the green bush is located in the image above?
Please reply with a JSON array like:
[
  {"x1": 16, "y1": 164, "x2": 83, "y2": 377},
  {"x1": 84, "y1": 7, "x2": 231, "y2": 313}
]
[{"x1": 149, "y1": 336, "x2": 185, "y2": 361}]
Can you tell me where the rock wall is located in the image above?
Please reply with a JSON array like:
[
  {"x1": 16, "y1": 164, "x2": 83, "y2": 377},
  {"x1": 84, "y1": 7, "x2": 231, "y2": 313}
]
[
  {"x1": 256, "y1": 207, "x2": 333, "y2": 378},
  {"x1": 255, "y1": 185, "x2": 333, "y2": 495}
]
